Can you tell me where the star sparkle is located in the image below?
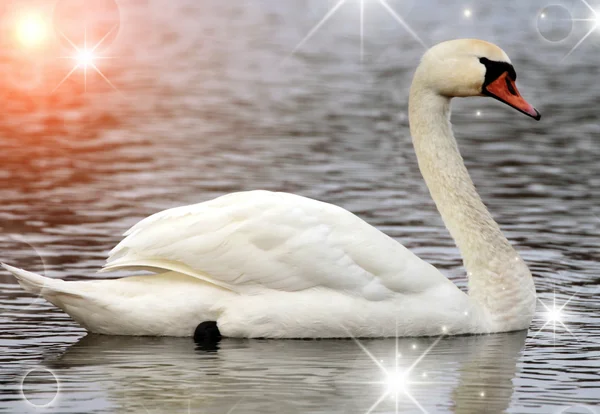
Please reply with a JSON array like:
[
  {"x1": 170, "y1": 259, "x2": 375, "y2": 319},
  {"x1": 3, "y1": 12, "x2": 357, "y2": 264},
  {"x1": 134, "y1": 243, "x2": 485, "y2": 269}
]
[
  {"x1": 532, "y1": 289, "x2": 581, "y2": 343},
  {"x1": 563, "y1": 0, "x2": 600, "y2": 60},
  {"x1": 54, "y1": 24, "x2": 120, "y2": 94},
  {"x1": 343, "y1": 326, "x2": 446, "y2": 414},
  {"x1": 285, "y1": 0, "x2": 426, "y2": 64}
]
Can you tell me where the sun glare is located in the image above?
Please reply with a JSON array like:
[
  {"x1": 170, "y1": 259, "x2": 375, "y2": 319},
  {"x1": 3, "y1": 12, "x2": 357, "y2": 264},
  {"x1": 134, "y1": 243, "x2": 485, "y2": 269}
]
[
  {"x1": 16, "y1": 14, "x2": 47, "y2": 48},
  {"x1": 386, "y1": 372, "x2": 407, "y2": 394},
  {"x1": 547, "y1": 307, "x2": 562, "y2": 323},
  {"x1": 76, "y1": 49, "x2": 95, "y2": 67}
]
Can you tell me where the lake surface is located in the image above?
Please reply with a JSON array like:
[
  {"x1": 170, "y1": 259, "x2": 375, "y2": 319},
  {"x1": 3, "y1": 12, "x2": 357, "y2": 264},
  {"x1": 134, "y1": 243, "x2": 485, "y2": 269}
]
[{"x1": 1, "y1": 0, "x2": 599, "y2": 413}]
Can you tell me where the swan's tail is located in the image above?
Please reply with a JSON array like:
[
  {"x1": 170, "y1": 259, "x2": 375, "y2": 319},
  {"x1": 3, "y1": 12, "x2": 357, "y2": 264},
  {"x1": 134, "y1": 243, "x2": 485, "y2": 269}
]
[
  {"x1": 1, "y1": 263, "x2": 61, "y2": 295},
  {"x1": 2, "y1": 263, "x2": 227, "y2": 336},
  {"x1": 1, "y1": 263, "x2": 87, "y2": 309},
  {"x1": 3, "y1": 263, "x2": 121, "y2": 334}
]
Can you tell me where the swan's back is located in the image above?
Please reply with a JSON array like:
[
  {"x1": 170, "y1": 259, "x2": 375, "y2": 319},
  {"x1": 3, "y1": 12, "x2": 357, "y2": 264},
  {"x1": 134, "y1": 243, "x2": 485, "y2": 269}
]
[{"x1": 104, "y1": 190, "x2": 453, "y2": 298}]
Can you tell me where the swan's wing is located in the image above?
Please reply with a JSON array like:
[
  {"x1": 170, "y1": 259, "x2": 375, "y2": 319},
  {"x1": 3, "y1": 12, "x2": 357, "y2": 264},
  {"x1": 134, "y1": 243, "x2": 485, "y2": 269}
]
[{"x1": 103, "y1": 191, "x2": 453, "y2": 298}]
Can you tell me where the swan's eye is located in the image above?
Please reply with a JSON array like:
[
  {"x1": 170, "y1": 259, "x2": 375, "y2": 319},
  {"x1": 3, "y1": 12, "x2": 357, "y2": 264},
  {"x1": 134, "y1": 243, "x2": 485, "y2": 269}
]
[{"x1": 479, "y1": 57, "x2": 517, "y2": 89}]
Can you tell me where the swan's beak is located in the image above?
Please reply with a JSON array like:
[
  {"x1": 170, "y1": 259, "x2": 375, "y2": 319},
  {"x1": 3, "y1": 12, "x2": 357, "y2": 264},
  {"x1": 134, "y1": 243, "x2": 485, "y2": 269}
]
[{"x1": 483, "y1": 72, "x2": 541, "y2": 120}]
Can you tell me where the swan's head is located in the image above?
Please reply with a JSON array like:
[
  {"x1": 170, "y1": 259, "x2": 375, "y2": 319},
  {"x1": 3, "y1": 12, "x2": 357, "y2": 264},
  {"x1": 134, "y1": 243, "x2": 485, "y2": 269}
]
[{"x1": 415, "y1": 39, "x2": 540, "y2": 120}]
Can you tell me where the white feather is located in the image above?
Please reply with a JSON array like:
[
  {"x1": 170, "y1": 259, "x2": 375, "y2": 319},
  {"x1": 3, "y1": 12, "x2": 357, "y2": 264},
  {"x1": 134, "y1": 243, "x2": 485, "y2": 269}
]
[{"x1": 104, "y1": 191, "x2": 451, "y2": 296}]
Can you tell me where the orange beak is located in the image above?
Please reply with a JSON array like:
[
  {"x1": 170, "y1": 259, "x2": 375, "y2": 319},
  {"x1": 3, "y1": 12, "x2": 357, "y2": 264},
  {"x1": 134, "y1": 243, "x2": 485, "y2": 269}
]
[{"x1": 483, "y1": 72, "x2": 541, "y2": 120}]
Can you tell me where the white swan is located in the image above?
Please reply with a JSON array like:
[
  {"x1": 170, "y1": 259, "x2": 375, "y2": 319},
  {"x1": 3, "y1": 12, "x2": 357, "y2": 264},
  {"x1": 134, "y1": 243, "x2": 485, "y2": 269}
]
[{"x1": 3, "y1": 39, "x2": 540, "y2": 338}]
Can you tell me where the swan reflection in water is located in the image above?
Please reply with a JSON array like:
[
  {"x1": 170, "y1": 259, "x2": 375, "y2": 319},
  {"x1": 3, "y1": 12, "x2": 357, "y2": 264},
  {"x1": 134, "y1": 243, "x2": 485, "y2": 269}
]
[{"x1": 42, "y1": 331, "x2": 527, "y2": 414}]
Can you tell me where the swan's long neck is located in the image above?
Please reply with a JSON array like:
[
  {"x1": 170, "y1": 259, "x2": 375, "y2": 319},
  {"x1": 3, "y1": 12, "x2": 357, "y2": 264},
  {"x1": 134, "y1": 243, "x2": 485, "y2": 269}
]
[{"x1": 408, "y1": 78, "x2": 535, "y2": 330}]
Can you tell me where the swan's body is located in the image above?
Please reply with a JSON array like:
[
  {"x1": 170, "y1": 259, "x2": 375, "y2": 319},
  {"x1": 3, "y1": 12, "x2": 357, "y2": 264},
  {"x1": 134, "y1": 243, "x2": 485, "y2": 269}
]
[
  {"x1": 4, "y1": 192, "x2": 480, "y2": 337},
  {"x1": 3, "y1": 39, "x2": 540, "y2": 338}
]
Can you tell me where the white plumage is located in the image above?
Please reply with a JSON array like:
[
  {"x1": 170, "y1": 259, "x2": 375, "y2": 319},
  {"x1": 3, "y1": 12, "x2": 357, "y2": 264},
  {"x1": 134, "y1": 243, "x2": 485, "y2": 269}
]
[
  {"x1": 105, "y1": 191, "x2": 448, "y2": 297},
  {"x1": 3, "y1": 39, "x2": 540, "y2": 338}
]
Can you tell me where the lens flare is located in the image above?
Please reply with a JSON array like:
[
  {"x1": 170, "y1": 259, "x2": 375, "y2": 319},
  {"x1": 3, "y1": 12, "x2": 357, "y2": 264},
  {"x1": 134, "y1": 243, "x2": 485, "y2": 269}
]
[
  {"x1": 563, "y1": 0, "x2": 600, "y2": 60},
  {"x1": 533, "y1": 288, "x2": 581, "y2": 344},
  {"x1": 76, "y1": 49, "x2": 95, "y2": 67},
  {"x1": 16, "y1": 14, "x2": 47, "y2": 48},
  {"x1": 54, "y1": 25, "x2": 121, "y2": 94},
  {"x1": 386, "y1": 372, "x2": 407, "y2": 394},
  {"x1": 283, "y1": 0, "x2": 425, "y2": 65},
  {"x1": 546, "y1": 307, "x2": 562, "y2": 323},
  {"x1": 344, "y1": 326, "x2": 447, "y2": 414}
]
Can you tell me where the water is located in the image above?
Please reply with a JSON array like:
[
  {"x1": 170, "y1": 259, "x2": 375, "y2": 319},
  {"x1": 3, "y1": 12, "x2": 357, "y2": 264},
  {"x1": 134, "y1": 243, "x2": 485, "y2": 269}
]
[{"x1": 1, "y1": 0, "x2": 599, "y2": 412}]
